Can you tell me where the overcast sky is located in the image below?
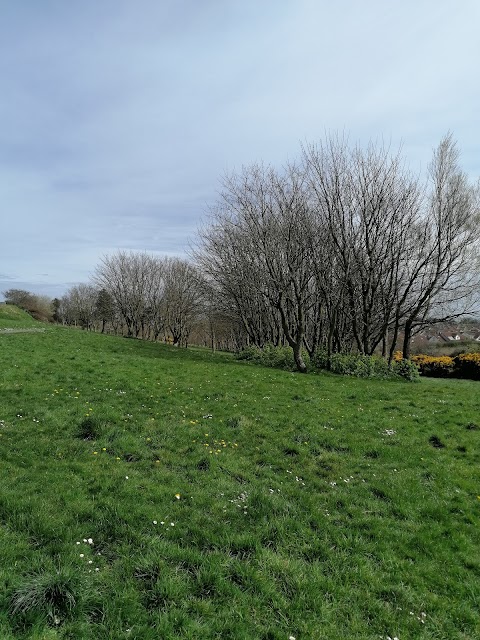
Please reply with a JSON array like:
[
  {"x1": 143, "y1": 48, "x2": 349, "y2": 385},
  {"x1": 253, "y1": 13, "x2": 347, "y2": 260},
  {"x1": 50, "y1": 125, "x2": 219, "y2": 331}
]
[{"x1": 1, "y1": 0, "x2": 479, "y2": 300}]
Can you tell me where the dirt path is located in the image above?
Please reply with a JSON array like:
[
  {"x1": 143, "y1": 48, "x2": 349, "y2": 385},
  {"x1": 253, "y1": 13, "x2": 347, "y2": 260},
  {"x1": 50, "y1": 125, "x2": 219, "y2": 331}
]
[{"x1": 0, "y1": 328, "x2": 46, "y2": 334}]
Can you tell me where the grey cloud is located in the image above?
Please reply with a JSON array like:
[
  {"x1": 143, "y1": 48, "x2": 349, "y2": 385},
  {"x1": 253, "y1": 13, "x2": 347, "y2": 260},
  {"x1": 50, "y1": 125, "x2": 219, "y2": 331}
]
[{"x1": 1, "y1": 0, "x2": 479, "y2": 299}]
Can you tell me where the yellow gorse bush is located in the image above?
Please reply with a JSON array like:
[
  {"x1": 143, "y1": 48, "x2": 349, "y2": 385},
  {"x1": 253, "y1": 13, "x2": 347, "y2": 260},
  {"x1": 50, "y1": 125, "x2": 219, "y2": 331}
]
[
  {"x1": 406, "y1": 352, "x2": 480, "y2": 379},
  {"x1": 411, "y1": 354, "x2": 454, "y2": 367},
  {"x1": 340, "y1": 350, "x2": 479, "y2": 378},
  {"x1": 456, "y1": 352, "x2": 480, "y2": 364},
  {"x1": 454, "y1": 352, "x2": 480, "y2": 380}
]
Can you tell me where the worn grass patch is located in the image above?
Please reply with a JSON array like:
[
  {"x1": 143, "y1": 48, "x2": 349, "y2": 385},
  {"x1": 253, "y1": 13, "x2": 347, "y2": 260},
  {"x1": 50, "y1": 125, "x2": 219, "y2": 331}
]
[{"x1": 0, "y1": 323, "x2": 479, "y2": 639}]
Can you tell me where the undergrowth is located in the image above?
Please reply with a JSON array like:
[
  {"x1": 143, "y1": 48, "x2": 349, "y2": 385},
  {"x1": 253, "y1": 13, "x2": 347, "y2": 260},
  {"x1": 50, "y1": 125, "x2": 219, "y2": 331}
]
[{"x1": 237, "y1": 345, "x2": 419, "y2": 381}]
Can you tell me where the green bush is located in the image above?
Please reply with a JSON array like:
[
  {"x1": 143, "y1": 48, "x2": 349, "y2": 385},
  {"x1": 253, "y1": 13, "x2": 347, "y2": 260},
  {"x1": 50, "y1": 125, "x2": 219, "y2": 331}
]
[
  {"x1": 312, "y1": 351, "x2": 419, "y2": 381},
  {"x1": 235, "y1": 345, "x2": 261, "y2": 362},
  {"x1": 237, "y1": 346, "x2": 420, "y2": 380},
  {"x1": 453, "y1": 353, "x2": 480, "y2": 380},
  {"x1": 236, "y1": 344, "x2": 309, "y2": 371},
  {"x1": 391, "y1": 358, "x2": 420, "y2": 381}
]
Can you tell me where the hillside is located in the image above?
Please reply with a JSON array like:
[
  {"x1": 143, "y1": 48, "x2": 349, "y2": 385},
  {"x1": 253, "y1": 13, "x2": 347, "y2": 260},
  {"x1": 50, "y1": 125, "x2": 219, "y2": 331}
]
[
  {"x1": 0, "y1": 327, "x2": 479, "y2": 639},
  {"x1": 0, "y1": 303, "x2": 44, "y2": 330}
]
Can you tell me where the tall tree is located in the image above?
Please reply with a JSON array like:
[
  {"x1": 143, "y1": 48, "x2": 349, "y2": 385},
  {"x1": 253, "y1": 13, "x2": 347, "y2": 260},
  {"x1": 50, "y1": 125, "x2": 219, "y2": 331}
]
[
  {"x1": 397, "y1": 134, "x2": 480, "y2": 358},
  {"x1": 95, "y1": 289, "x2": 116, "y2": 333},
  {"x1": 163, "y1": 258, "x2": 202, "y2": 346},
  {"x1": 196, "y1": 162, "x2": 317, "y2": 371},
  {"x1": 94, "y1": 251, "x2": 163, "y2": 337}
]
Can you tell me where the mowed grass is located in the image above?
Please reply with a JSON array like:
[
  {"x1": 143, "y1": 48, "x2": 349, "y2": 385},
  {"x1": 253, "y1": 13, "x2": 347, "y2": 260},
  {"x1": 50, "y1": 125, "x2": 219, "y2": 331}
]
[{"x1": 0, "y1": 322, "x2": 479, "y2": 639}]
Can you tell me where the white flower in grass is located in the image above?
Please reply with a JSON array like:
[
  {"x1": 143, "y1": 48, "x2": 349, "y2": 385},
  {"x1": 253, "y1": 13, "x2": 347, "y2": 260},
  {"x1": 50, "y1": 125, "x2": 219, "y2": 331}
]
[
  {"x1": 79, "y1": 554, "x2": 84, "y2": 558},
  {"x1": 87, "y1": 538, "x2": 93, "y2": 544},
  {"x1": 153, "y1": 520, "x2": 157, "y2": 525}
]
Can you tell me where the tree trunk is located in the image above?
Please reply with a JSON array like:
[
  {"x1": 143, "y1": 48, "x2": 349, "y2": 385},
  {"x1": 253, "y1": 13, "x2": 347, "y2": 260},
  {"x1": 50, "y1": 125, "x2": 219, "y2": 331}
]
[
  {"x1": 402, "y1": 320, "x2": 413, "y2": 359},
  {"x1": 293, "y1": 340, "x2": 307, "y2": 373}
]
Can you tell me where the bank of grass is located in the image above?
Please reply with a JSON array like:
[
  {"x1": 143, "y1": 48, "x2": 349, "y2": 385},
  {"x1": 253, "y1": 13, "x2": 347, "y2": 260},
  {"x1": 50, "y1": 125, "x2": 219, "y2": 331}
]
[
  {"x1": 0, "y1": 304, "x2": 42, "y2": 329},
  {"x1": 0, "y1": 324, "x2": 479, "y2": 639}
]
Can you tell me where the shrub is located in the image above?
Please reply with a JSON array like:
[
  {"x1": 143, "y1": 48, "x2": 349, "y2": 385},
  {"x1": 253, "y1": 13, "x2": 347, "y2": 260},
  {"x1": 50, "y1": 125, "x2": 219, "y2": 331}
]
[
  {"x1": 391, "y1": 358, "x2": 420, "y2": 381},
  {"x1": 311, "y1": 350, "x2": 328, "y2": 370},
  {"x1": 408, "y1": 352, "x2": 480, "y2": 380},
  {"x1": 3, "y1": 289, "x2": 54, "y2": 322},
  {"x1": 454, "y1": 353, "x2": 480, "y2": 380},
  {"x1": 411, "y1": 354, "x2": 455, "y2": 377},
  {"x1": 236, "y1": 344, "x2": 309, "y2": 371},
  {"x1": 237, "y1": 346, "x2": 419, "y2": 380},
  {"x1": 235, "y1": 345, "x2": 263, "y2": 362},
  {"x1": 326, "y1": 353, "x2": 382, "y2": 377},
  {"x1": 312, "y1": 351, "x2": 419, "y2": 381}
]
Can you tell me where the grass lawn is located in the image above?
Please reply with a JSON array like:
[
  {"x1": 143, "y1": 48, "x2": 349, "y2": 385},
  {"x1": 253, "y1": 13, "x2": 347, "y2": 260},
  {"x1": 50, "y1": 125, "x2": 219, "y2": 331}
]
[{"x1": 0, "y1": 316, "x2": 479, "y2": 639}]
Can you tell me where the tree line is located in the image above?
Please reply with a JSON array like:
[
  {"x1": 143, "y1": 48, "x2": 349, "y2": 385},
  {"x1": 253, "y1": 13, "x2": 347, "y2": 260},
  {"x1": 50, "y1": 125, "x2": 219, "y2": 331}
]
[
  {"x1": 5, "y1": 134, "x2": 479, "y2": 371},
  {"x1": 196, "y1": 134, "x2": 479, "y2": 369}
]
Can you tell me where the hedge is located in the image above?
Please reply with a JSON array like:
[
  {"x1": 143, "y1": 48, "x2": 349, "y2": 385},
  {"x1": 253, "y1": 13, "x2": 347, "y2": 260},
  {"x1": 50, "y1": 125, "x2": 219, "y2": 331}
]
[{"x1": 405, "y1": 352, "x2": 480, "y2": 380}]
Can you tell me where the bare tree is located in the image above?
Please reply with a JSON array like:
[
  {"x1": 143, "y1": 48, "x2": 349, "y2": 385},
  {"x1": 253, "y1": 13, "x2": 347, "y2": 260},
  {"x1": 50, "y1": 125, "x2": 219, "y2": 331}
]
[
  {"x1": 304, "y1": 135, "x2": 423, "y2": 357},
  {"x1": 196, "y1": 162, "x2": 317, "y2": 371},
  {"x1": 163, "y1": 258, "x2": 202, "y2": 346},
  {"x1": 196, "y1": 199, "x2": 282, "y2": 348},
  {"x1": 395, "y1": 134, "x2": 480, "y2": 358},
  {"x1": 94, "y1": 251, "x2": 163, "y2": 338},
  {"x1": 61, "y1": 284, "x2": 98, "y2": 329},
  {"x1": 60, "y1": 133, "x2": 477, "y2": 365}
]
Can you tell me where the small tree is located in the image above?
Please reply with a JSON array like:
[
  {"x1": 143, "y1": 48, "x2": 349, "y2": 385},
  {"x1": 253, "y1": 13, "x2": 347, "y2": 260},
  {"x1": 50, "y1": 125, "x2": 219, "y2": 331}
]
[
  {"x1": 52, "y1": 298, "x2": 62, "y2": 323},
  {"x1": 3, "y1": 289, "x2": 37, "y2": 310},
  {"x1": 95, "y1": 289, "x2": 116, "y2": 333},
  {"x1": 3, "y1": 289, "x2": 54, "y2": 322},
  {"x1": 61, "y1": 284, "x2": 98, "y2": 330}
]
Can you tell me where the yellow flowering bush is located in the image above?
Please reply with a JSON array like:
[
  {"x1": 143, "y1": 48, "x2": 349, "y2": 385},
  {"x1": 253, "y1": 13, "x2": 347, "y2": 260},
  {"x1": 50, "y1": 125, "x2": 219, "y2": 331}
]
[
  {"x1": 411, "y1": 354, "x2": 455, "y2": 377},
  {"x1": 454, "y1": 353, "x2": 480, "y2": 380},
  {"x1": 408, "y1": 352, "x2": 480, "y2": 379}
]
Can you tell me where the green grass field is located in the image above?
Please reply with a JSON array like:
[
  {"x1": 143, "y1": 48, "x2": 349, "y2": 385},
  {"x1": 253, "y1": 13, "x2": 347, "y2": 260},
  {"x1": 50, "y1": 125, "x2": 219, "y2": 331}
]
[{"x1": 0, "y1": 309, "x2": 479, "y2": 639}]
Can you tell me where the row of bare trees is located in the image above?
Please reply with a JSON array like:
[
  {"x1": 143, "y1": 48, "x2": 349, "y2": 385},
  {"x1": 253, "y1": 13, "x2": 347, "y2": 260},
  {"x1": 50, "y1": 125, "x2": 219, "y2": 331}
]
[
  {"x1": 58, "y1": 256, "x2": 204, "y2": 347},
  {"x1": 57, "y1": 134, "x2": 479, "y2": 370},
  {"x1": 195, "y1": 134, "x2": 479, "y2": 370}
]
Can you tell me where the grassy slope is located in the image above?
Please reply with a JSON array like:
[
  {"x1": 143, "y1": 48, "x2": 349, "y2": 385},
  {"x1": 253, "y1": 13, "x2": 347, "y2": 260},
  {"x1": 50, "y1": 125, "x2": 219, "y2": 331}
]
[
  {"x1": 0, "y1": 326, "x2": 479, "y2": 640},
  {"x1": 0, "y1": 304, "x2": 42, "y2": 329}
]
